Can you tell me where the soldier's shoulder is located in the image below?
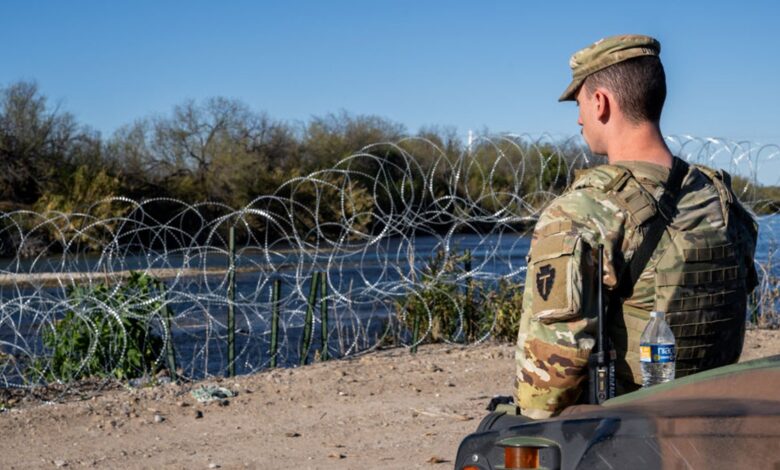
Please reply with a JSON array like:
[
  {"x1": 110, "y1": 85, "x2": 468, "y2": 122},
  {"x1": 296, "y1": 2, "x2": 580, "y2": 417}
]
[
  {"x1": 686, "y1": 161, "x2": 738, "y2": 192},
  {"x1": 570, "y1": 164, "x2": 627, "y2": 191},
  {"x1": 687, "y1": 162, "x2": 759, "y2": 225},
  {"x1": 683, "y1": 162, "x2": 752, "y2": 207},
  {"x1": 688, "y1": 162, "x2": 726, "y2": 181},
  {"x1": 543, "y1": 165, "x2": 626, "y2": 216},
  {"x1": 539, "y1": 188, "x2": 608, "y2": 221},
  {"x1": 571, "y1": 161, "x2": 723, "y2": 191},
  {"x1": 536, "y1": 188, "x2": 624, "y2": 239}
]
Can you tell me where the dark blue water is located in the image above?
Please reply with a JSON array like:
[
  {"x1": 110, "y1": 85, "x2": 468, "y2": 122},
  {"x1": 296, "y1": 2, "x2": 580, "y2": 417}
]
[{"x1": 755, "y1": 214, "x2": 780, "y2": 266}]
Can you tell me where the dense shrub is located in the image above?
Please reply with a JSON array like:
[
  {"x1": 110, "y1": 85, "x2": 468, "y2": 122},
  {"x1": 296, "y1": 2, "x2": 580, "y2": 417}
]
[
  {"x1": 396, "y1": 249, "x2": 524, "y2": 345},
  {"x1": 39, "y1": 272, "x2": 171, "y2": 382}
]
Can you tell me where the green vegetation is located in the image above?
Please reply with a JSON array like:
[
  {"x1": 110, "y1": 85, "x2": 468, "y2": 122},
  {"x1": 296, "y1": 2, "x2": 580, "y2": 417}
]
[
  {"x1": 37, "y1": 272, "x2": 171, "y2": 382},
  {"x1": 0, "y1": 80, "x2": 590, "y2": 256},
  {"x1": 0, "y1": 79, "x2": 776, "y2": 243},
  {"x1": 731, "y1": 175, "x2": 780, "y2": 215},
  {"x1": 396, "y1": 249, "x2": 524, "y2": 345}
]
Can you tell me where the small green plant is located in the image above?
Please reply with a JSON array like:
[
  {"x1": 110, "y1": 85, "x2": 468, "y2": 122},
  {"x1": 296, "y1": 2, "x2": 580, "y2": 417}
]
[
  {"x1": 483, "y1": 279, "x2": 525, "y2": 341},
  {"x1": 39, "y1": 272, "x2": 170, "y2": 382},
  {"x1": 397, "y1": 249, "x2": 524, "y2": 344},
  {"x1": 749, "y1": 241, "x2": 780, "y2": 329},
  {"x1": 398, "y1": 249, "x2": 462, "y2": 343}
]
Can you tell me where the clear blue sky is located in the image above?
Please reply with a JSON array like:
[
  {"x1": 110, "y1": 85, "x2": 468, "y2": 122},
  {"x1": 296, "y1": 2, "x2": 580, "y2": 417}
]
[{"x1": 1, "y1": 0, "x2": 778, "y2": 144}]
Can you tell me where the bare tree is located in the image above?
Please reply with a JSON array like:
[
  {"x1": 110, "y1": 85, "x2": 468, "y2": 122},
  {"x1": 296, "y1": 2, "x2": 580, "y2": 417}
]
[{"x1": 0, "y1": 81, "x2": 78, "y2": 204}]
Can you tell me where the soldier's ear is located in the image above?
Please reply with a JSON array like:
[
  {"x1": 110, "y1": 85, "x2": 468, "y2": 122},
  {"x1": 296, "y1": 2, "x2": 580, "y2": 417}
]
[{"x1": 593, "y1": 89, "x2": 611, "y2": 123}]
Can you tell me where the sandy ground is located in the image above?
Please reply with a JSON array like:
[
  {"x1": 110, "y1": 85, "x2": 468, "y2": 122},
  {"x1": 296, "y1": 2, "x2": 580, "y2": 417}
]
[{"x1": 1, "y1": 328, "x2": 779, "y2": 470}]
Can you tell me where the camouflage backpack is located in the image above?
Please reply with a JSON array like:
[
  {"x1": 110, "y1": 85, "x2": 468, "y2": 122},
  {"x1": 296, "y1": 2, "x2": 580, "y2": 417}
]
[{"x1": 571, "y1": 158, "x2": 758, "y2": 383}]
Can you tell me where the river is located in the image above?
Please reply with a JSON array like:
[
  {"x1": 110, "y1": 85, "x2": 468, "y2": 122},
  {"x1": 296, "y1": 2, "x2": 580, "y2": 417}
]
[{"x1": 1, "y1": 215, "x2": 778, "y2": 381}]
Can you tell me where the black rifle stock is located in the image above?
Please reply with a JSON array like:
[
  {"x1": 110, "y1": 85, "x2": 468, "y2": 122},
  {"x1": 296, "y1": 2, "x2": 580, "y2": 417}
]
[{"x1": 589, "y1": 244, "x2": 616, "y2": 404}]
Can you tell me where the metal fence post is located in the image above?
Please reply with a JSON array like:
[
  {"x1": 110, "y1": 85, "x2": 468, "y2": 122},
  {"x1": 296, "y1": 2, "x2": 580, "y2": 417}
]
[
  {"x1": 299, "y1": 272, "x2": 320, "y2": 366},
  {"x1": 227, "y1": 226, "x2": 236, "y2": 377},
  {"x1": 158, "y1": 279, "x2": 178, "y2": 382},
  {"x1": 411, "y1": 312, "x2": 420, "y2": 354},
  {"x1": 464, "y1": 249, "x2": 474, "y2": 342},
  {"x1": 270, "y1": 278, "x2": 281, "y2": 368},
  {"x1": 320, "y1": 271, "x2": 329, "y2": 361}
]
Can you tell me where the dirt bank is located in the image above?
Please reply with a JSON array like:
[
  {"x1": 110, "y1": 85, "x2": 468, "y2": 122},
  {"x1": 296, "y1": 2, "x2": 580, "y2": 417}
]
[{"x1": 1, "y1": 328, "x2": 778, "y2": 469}]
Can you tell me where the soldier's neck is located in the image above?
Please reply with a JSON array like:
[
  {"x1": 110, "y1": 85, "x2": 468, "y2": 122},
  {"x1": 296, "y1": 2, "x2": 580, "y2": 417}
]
[{"x1": 605, "y1": 121, "x2": 673, "y2": 169}]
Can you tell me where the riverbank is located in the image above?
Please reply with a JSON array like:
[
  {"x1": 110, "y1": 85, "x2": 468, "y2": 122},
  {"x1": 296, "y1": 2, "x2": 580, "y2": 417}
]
[
  {"x1": 0, "y1": 266, "x2": 264, "y2": 287},
  {"x1": 0, "y1": 328, "x2": 778, "y2": 469}
]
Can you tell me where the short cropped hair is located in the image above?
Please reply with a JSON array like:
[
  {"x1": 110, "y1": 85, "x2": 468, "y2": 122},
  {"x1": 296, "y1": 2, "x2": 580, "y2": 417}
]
[{"x1": 583, "y1": 55, "x2": 667, "y2": 124}]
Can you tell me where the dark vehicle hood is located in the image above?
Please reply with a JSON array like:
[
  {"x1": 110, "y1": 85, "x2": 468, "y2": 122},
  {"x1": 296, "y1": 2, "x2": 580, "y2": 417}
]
[{"x1": 456, "y1": 355, "x2": 780, "y2": 469}]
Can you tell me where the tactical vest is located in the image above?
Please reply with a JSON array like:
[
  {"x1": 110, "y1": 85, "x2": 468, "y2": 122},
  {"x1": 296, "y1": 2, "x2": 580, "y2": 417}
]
[{"x1": 571, "y1": 160, "x2": 758, "y2": 384}]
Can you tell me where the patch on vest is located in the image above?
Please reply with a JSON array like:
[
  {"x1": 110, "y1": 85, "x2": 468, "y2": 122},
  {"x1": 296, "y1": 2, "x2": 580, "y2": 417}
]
[
  {"x1": 536, "y1": 264, "x2": 556, "y2": 300},
  {"x1": 529, "y1": 231, "x2": 579, "y2": 322}
]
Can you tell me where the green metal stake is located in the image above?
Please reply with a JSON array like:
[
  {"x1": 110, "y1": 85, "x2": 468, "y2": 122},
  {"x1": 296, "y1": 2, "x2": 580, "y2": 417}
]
[
  {"x1": 464, "y1": 249, "x2": 474, "y2": 342},
  {"x1": 411, "y1": 310, "x2": 420, "y2": 354},
  {"x1": 158, "y1": 280, "x2": 178, "y2": 382},
  {"x1": 270, "y1": 279, "x2": 281, "y2": 368},
  {"x1": 299, "y1": 272, "x2": 320, "y2": 366},
  {"x1": 409, "y1": 248, "x2": 419, "y2": 355},
  {"x1": 227, "y1": 226, "x2": 236, "y2": 377},
  {"x1": 320, "y1": 271, "x2": 329, "y2": 361}
]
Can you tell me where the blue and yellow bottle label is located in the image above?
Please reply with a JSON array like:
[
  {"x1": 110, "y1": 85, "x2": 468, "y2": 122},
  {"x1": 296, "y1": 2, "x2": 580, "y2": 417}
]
[{"x1": 640, "y1": 344, "x2": 675, "y2": 363}]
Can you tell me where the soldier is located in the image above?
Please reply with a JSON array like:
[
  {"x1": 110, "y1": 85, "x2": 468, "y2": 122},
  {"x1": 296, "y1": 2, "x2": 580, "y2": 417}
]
[{"x1": 515, "y1": 34, "x2": 758, "y2": 419}]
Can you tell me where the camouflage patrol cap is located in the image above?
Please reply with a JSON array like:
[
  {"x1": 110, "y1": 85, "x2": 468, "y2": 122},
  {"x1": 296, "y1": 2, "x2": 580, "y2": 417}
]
[{"x1": 558, "y1": 34, "x2": 661, "y2": 102}]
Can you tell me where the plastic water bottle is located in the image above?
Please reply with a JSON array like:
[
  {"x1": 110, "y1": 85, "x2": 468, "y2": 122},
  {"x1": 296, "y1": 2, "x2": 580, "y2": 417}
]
[{"x1": 640, "y1": 311, "x2": 676, "y2": 387}]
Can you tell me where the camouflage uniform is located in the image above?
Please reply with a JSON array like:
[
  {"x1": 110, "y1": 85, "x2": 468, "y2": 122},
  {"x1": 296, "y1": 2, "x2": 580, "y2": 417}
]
[
  {"x1": 516, "y1": 36, "x2": 759, "y2": 419},
  {"x1": 516, "y1": 160, "x2": 758, "y2": 418}
]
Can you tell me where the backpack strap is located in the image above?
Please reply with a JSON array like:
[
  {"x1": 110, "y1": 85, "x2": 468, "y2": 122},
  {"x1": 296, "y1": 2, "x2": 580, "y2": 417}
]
[{"x1": 617, "y1": 157, "x2": 689, "y2": 299}]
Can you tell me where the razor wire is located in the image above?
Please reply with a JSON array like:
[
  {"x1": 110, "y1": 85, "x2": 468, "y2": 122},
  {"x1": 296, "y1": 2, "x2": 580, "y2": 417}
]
[{"x1": 0, "y1": 134, "x2": 778, "y2": 388}]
